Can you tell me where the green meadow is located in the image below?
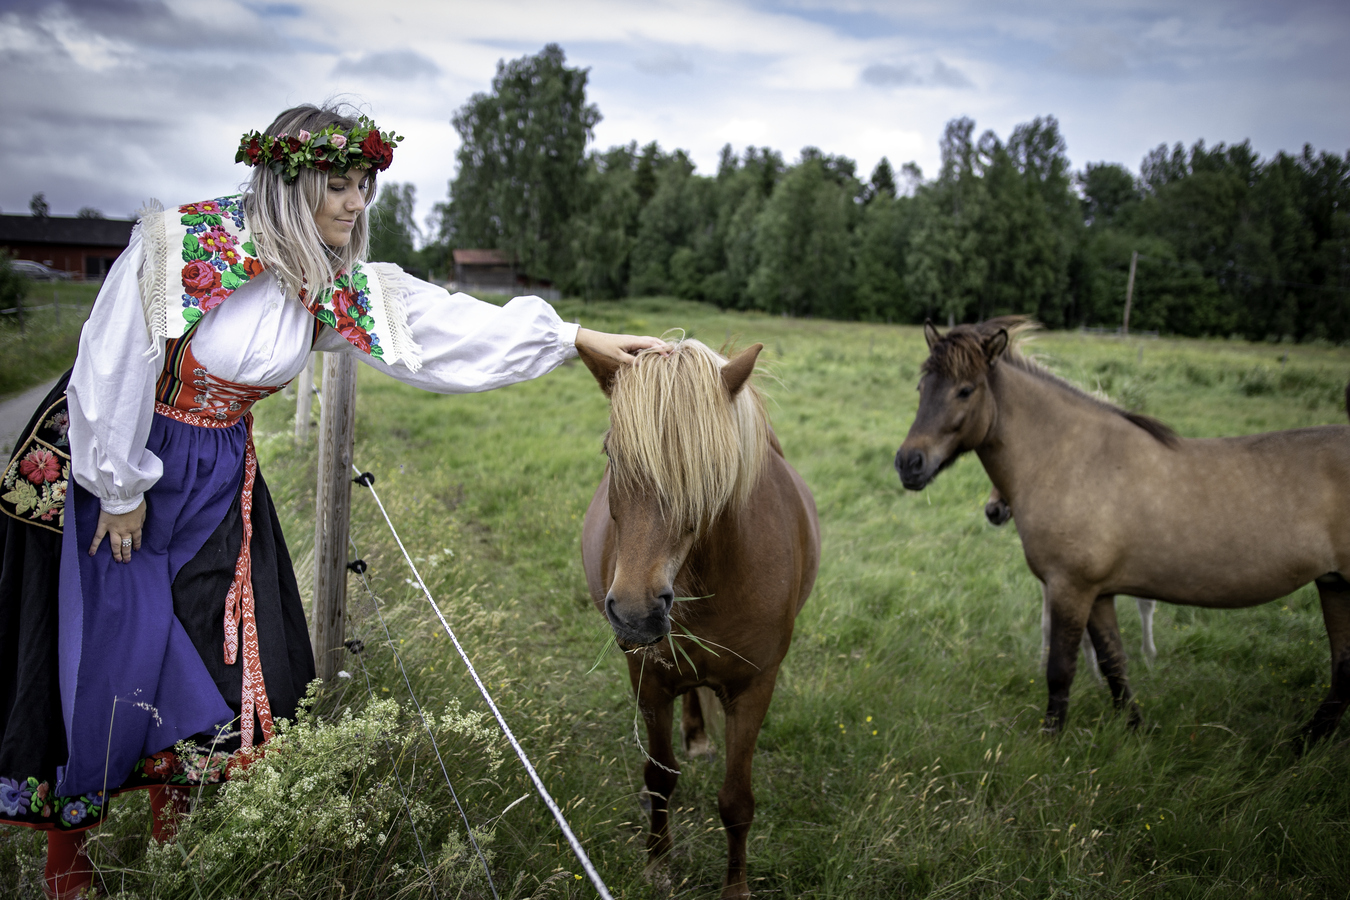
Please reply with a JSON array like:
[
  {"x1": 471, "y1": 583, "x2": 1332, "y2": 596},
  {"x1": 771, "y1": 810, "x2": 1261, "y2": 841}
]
[{"x1": 5, "y1": 298, "x2": 1350, "y2": 899}]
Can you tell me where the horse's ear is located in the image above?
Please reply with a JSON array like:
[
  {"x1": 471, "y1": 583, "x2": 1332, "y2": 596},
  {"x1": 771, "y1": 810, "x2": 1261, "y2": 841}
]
[
  {"x1": 577, "y1": 343, "x2": 621, "y2": 396},
  {"x1": 984, "y1": 328, "x2": 1009, "y2": 365},
  {"x1": 722, "y1": 343, "x2": 763, "y2": 398},
  {"x1": 924, "y1": 320, "x2": 941, "y2": 350}
]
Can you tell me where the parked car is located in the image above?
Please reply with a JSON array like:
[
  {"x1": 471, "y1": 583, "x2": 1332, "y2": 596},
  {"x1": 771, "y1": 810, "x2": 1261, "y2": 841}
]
[{"x1": 10, "y1": 259, "x2": 72, "y2": 281}]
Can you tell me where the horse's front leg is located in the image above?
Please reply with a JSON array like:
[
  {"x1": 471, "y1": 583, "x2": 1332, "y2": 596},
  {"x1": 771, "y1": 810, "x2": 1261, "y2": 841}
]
[
  {"x1": 1085, "y1": 594, "x2": 1141, "y2": 728},
  {"x1": 1300, "y1": 576, "x2": 1350, "y2": 748},
  {"x1": 636, "y1": 674, "x2": 680, "y2": 871},
  {"x1": 682, "y1": 687, "x2": 712, "y2": 757},
  {"x1": 1043, "y1": 583, "x2": 1095, "y2": 733},
  {"x1": 718, "y1": 670, "x2": 779, "y2": 900}
]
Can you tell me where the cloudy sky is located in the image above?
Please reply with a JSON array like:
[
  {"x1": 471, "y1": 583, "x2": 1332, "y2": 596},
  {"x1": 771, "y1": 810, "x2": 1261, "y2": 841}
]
[{"x1": 2, "y1": 0, "x2": 1347, "y2": 233}]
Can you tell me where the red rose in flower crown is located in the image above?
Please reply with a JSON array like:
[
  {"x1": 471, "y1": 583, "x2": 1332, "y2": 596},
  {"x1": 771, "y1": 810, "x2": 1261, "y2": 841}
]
[
  {"x1": 359, "y1": 130, "x2": 394, "y2": 171},
  {"x1": 182, "y1": 260, "x2": 222, "y2": 298}
]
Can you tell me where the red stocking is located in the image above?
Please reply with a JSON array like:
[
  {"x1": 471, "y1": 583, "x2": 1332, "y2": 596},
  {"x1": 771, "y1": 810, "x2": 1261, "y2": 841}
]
[
  {"x1": 149, "y1": 785, "x2": 191, "y2": 842},
  {"x1": 44, "y1": 828, "x2": 93, "y2": 899}
]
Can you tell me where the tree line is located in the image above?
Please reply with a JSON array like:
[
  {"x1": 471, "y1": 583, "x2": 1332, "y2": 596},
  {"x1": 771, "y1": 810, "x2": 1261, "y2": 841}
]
[{"x1": 369, "y1": 44, "x2": 1350, "y2": 343}]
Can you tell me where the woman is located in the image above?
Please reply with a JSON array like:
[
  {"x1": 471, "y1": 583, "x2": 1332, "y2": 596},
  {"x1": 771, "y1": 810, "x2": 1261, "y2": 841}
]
[{"x1": 0, "y1": 103, "x2": 666, "y2": 898}]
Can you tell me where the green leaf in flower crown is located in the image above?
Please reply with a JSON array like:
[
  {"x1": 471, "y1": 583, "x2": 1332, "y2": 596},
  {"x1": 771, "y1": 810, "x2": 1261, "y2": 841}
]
[
  {"x1": 316, "y1": 308, "x2": 338, "y2": 328},
  {"x1": 183, "y1": 307, "x2": 203, "y2": 324},
  {"x1": 221, "y1": 271, "x2": 242, "y2": 290},
  {"x1": 181, "y1": 235, "x2": 209, "y2": 261}
]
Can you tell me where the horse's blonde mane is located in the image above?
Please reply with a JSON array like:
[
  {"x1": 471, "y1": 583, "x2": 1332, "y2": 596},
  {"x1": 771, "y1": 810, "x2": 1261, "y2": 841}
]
[{"x1": 607, "y1": 338, "x2": 768, "y2": 535}]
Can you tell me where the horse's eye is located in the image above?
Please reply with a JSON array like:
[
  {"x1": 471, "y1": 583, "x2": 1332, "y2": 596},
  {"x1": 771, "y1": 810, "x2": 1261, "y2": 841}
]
[{"x1": 957, "y1": 385, "x2": 975, "y2": 399}]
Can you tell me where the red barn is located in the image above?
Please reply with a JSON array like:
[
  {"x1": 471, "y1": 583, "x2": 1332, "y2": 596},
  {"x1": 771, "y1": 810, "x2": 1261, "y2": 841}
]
[{"x1": 0, "y1": 215, "x2": 134, "y2": 280}]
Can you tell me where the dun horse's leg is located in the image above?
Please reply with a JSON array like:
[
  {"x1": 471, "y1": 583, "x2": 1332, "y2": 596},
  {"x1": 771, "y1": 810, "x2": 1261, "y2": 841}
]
[
  {"x1": 637, "y1": 677, "x2": 680, "y2": 871},
  {"x1": 682, "y1": 688, "x2": 711, "y2": 757},
  {"x1": 1085, "y1": 595, "x2": 1141, "y2": 728},
  {"x1": 1300, "y1": 577, "x2": 1350, "y2": 747},
  {"x1": 1043, "y1": 584, "x2": 1095, "y2": 734},
  {"x1": 718, "y1": 672, "x2": 779, "y2": 900}
]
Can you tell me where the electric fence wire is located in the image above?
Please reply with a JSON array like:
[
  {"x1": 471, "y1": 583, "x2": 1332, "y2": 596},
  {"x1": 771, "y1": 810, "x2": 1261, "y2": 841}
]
[
  {"x1": 347, "y1": 532, "x2": 500, "y2": 900},
  {"x1": 350, "y1": 463, "x2": 616, "y2": 900}
]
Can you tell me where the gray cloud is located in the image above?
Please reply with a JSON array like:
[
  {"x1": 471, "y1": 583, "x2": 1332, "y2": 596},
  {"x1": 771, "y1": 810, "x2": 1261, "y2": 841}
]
[
  {"x1": 862, "y1": 60, "x2": 971, "y2": 89},
  {"x1": 335, "y1": 50, "x2": 441, "y2": 81},
  {"x1": 633, "y1": 49, "x2": 695, "y2": 77},
  {"x1": 862, "y1": 63, "x2": 920, "y2": 87}
]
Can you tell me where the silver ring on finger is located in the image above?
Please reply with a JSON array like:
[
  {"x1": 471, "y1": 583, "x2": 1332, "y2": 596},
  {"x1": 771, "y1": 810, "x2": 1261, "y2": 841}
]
[{"x1": 121, "y1": 538, "x2": 133, "y2": 547}]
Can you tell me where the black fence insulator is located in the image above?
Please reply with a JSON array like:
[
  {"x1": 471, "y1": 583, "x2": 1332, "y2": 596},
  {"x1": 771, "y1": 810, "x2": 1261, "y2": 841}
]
[
  {"x1": 347, "y1": 558, "x2": 368, "y2": 575},
  {"x1": 344, "y1": 638, "x2": 366, "y2": 654},
  {"x1": 353, "y1": 471, "x2": 376, "y2": 487}
]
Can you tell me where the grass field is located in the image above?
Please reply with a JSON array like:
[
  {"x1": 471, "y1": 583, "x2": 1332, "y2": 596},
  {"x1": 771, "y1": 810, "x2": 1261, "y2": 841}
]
[
  {"x1": 0, "y1": 282, "x2": 99, "y2": 398},
  {"x1": 4, "y1": 297, "x2": 1350, "y2": 899}
]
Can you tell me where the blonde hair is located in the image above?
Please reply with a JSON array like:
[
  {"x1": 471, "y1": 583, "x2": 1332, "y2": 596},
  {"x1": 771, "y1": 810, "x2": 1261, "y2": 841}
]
[
  {"x1": 242, "y1": 104, "x2": 375, "y2": 299},
  {"x1": 607, "y1": 339, "x2": 768, "y2": 535}
]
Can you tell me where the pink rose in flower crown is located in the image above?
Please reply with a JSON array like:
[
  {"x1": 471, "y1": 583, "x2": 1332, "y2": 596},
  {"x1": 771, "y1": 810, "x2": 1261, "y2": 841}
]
[
  {"x1": 297, "y1": 129, "x2": 311, "y2": 142},
  {"x1": 329, "y1": 133, "x2": 347, "y2": 150},
  {"x1": 19, "y1": 448, "x2": 61, "y2": 485},
  {"x1": 182, "y1": 260, "x2": 222, "y2": 298}
]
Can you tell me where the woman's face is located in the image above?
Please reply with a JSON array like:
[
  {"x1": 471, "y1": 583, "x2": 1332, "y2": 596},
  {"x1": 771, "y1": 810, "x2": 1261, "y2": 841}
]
[{"x1": 315, "y1": 169, "x2": 372, "y2": 247}]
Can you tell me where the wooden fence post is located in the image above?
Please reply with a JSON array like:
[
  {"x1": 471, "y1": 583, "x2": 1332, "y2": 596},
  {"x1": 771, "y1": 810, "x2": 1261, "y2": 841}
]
[
  {"x1": 294, "y1": 352, "x2": 314, "y2": 444},
  {"x1": 1123, "y1": 250, "x2": 1138, "y2": 336},
  {"x1": 311, "y1": 352, "x2": 358, "y2": 681}
]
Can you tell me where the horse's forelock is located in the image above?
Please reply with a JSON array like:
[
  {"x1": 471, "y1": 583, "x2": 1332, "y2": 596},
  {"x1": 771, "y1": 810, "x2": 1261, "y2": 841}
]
[
  {"x1": 922, "y1": 328, "x2": 989, "y2": 381},
  {"x1": 606, "y1": 339, "x2": 767, "y2": 534}
]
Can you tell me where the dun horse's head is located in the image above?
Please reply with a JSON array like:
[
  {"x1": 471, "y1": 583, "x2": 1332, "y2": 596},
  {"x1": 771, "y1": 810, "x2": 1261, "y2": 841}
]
[
  {"x1": 895, "y1": 319, "x2": 1016, "y2": 490},
  {"x1": 581, "y1": 339, "x2": 766, "y2": 648}
]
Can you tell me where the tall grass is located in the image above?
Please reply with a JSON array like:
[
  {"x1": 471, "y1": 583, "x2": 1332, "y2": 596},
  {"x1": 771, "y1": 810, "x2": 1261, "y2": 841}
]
[
  {"x1": 0, "y1": 283, "x2": 99, "y2": 397},
  {"x1": 4, "y1": 299, "x2": 1349, "y2": 898}
]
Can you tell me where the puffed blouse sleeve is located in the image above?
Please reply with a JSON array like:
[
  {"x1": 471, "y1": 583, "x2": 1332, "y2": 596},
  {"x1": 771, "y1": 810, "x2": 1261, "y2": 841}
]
[
  {"x1": 312, "y1": 267, "x2": 580, "y2": 393},
  {"x1": 66, "y1": 226, "x2": 165, "y2": 515}
]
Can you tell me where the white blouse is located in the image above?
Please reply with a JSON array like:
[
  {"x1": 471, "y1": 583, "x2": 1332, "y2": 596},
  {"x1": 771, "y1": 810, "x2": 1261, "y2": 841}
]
[{"x1": 67, "y1": 228, "x2": 580, "y2": 514}]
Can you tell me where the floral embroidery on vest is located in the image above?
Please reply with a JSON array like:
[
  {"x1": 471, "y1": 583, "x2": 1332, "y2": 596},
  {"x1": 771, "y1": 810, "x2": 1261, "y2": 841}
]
[
  {"x1": 141, "y1": 195, "x2": 405, "y2": 364},
  {"x1": 0, "y1": 397, "x2": 71, "y2": 534}
]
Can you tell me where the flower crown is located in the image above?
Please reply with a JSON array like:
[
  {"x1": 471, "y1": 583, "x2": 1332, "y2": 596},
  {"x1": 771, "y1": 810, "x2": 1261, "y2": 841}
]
[{"x1": 235, "y1": 116, "x2": 403, "y2": 184}]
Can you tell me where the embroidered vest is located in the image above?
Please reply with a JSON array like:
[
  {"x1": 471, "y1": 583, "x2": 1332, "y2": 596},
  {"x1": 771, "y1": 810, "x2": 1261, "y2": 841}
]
[{"x1": 136, "y1": 195, "x2": 421, "y2": 371}]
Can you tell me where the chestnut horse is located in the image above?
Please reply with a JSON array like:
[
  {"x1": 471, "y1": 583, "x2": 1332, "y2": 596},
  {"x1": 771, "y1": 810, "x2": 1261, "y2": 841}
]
[
  {"x1": 579, "y1": 339, "x2": 819, "y2": 899},
  {"x1": 896, "y1": 318, "x2": 1350, "y2": 743}
]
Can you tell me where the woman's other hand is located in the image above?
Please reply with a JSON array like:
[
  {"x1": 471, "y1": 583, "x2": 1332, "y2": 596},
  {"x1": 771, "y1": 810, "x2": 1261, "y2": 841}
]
[
  {"x1": 90, "y1": 501, "x2": 146, "y2": 563},
  {"x1": 575, "y1": 328, "x2": 671, "y2": 366}
]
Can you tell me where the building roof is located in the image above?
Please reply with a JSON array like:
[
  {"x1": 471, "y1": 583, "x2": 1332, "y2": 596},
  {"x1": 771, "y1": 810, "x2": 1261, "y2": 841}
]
[
  {"x1": 0, "y1": 214, "x2": 135, "y2": 247},
  {"x1": 452, "y1": 248, "x2": 513, "y2": 266}
]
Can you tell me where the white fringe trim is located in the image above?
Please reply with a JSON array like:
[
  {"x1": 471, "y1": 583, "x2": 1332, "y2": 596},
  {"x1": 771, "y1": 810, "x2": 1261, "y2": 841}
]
[
  {"x1": 365, "y1": 262, "x2": 423, "y2": 373},
  {"x1": 135, "y1": 199, "x2": 168, "y2": 359}
]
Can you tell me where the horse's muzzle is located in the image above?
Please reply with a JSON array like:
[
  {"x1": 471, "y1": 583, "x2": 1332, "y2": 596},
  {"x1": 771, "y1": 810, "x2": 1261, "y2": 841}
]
[
  {"x1": 895, "y1": 447, "x2": 933, "y2": 491},
  {"x1": 604, "y1": 589, "x2": 674, "y2": 649}
]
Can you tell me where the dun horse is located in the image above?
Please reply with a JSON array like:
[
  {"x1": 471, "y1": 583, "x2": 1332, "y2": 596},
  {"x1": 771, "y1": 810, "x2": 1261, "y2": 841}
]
[
  {"x1": 896, "y1": 318, "x2": 1350, "y2": 743},
  {"x1": 579, "y1": 339, "x2": 820, "y2": 898},
  {"x1": 985, "y1": 488, "x2": 1158, "y2": 677}
]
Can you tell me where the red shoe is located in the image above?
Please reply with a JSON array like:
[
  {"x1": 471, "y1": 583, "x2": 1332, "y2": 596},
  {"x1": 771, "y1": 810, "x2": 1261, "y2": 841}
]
[{"x1": 43, "y1": 829, "x2": 95, "y2": 899}]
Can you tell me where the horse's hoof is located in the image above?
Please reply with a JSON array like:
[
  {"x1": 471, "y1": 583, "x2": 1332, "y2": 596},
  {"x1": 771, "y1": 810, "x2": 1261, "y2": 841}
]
[
  {"x1": 644, "y1": 859, "x2": 673, "y2": 894},
  {"x1": 684, "y1": 733, "x2": 714, "y2": 758}
]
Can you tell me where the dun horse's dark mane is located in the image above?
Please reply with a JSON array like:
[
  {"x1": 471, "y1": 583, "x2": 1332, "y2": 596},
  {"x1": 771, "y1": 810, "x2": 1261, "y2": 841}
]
[{"x1": 926, "y1": 317, "x2": 1181, "y2": 449}]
